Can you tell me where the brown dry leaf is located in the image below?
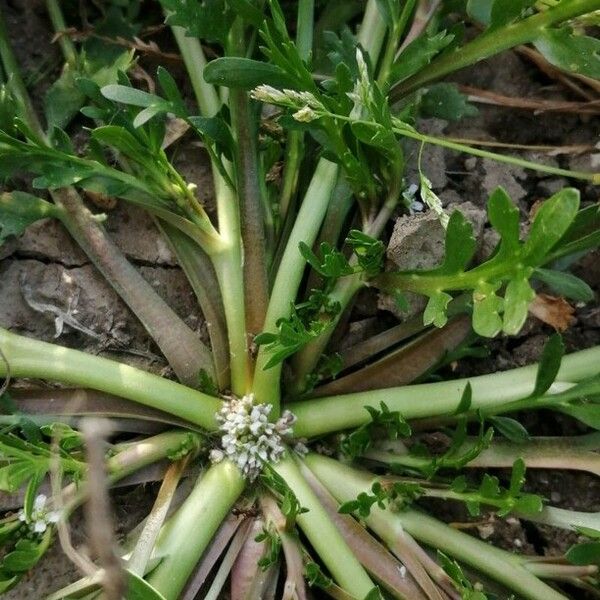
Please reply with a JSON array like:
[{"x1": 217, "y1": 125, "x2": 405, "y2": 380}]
[{"x1": 528, "y1": 293, "x2": 575, "y2": 331}]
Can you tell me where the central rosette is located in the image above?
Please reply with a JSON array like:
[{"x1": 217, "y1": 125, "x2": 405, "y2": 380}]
[{"x1": 210, "y1": 394, "x2": 302, "y2": 479}]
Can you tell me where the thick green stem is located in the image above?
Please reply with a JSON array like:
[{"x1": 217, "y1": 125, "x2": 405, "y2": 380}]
[
  {"x1": 170, "y1": 26, "x2": 220, "y2": 117},
  {"x1": 148, "y1": 460, "x2": 245, "y2": 600},
  {"x1": 274, "y1": 455, "x2": 375, "y2": 596},
  {"x1": 305, "y1": 455, "x2": 568, "y2": 600},
  {"x1": 290, "y1": 345, "x2": 600, "y2": 438},
  {"x1": 253, "y1": 159, "x2": 339, "y2": 408},
  {"x1": 390, "y1": 0, "x2": 600, "y2": 99},
  {"x1": 0, "y1": 327, "x2": 221, "y2": 430},
  {"x1": 253, "y1": 0, "x2": 387, "y2": 412},
  {"x1": 524, "y1": 506, "x2": 600, "y2": 532},
  {"x1": 171, "y1": 24, "x2": 250, "y2": 395}
]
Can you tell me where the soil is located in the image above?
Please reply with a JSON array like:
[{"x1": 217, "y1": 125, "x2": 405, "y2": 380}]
[{"x1": 0, "y1": 1, "x2": 599, "y2": 598}]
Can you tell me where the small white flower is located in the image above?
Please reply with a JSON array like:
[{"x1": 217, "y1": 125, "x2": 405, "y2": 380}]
[
  {"x1": 18, "y1": 494, "x2": 61, "y2": 535},
  {"x1": 250, "y1": 84, "x2": 288, "y2": 104},
  {"x1": 211, "y1": 394, "x2": 297, "y2": 480}
]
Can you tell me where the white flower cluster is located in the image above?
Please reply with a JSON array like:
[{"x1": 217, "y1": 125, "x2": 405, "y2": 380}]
[
  {"x1": 18, "y1": 494, "x2": 60, "y2": 535},
  {"x1": 250, "y1": 85, "x2": 323, "y2": 123},
  {"x1": 210, "y1": 394, "x2": 298, "y2": 480}
]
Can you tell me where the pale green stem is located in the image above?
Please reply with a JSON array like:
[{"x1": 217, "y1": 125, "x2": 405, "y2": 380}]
[
  {"x1": 0, "y1": 327, "x2": 221, "y2": 430},
  {"x1": 170, "y1": 24, "x2": 250, "y2": 395},
  {"x1": 523, "y1": 506, "x2": 600, "y2": 532},
  {"x1": 148, "y1": 460, "x2": 245, "y2": 600},
  {"x1": 367, "y1": 433, "x2": 600, "y2": 477},
  {"x1": 253, "y1": 159, "x2": 339, "y2": 408},
  {"x1": 274, "y1": 454, "x2": 375, "y2": 596},
  {"x1": 290, "y1": 345, "x2": 600, "y2": 438},
  {"x1": 253, "y1": 0, "x2": 387, "y2": 412},
  {"x1": 305, "y1": 455, "x2": 568, "y2": 600},
  {"x1": 170, "y1": 26, "x2": 220, "y2": 117},
  {"x1": 45, "y1": 0, "x2": 78, "y2": 66}
]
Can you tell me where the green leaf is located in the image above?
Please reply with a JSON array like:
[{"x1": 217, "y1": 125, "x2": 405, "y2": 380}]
[
  {"x1": 390, "y1": 31, "x2": 455, "y2": 85},
  {"x1": 424, "y1": 291, "x2": 453, "y2": 328},
  {"x1": 575, "y1": 527, "x2": 600, "y2": 540},
  {"x1": 533, "y1": 28, "x2": 600, "y2": 80},
  {"x1": 490, "y1": 0, "x2": 535, "y2": 28},
  {"x1": 533, "y1": 268, "x2": 594, "y2": 302},
  {"x1": 466, "y1": 0, "x2": 493, "y2": 24},
  {"x1": 472, "y1": 282, "x2": 503, "y2": 337},
  {"x1": 531, "y1": 333, "x2": 564, "y2": 397},
  {"x1": 101, "y1": 84, "x2": 164, "y2": 108},
  {"x1": 508, "y1": 458, "x2": 526, "y2": 495},
  {"x1": 523, "y1": 188, "x2": 580, "y2": 265},
  {"x1": 420, "y1": 83, "x2": 478, "y2": 121},
  {"x1": 203, "y1": 57, "x2": 295, "y2": 89},
  {"x1": 161, "y1": 0, "x2": 234, "y2": 44},
  {"x1": 502, "y1": 276, "x2": 535, "y2": 335},
  {"x1": 488, "y1": 416, "x2": 530, "y2": 443},
  {"x1": 557, "y1": 404, "x2": 600, "y2": 430},
  {"x1": 566, "y1": 542, "x2": 600, "y2": 566},
  {"x1": 0, "y1": 192, "x2": 61, "y2": 243},
  {"x1": 548, "y1": 203, "x2": 600, "y2": 261},
  {"x1": 487, "y1": 187, "x2": 520, "y2": 256},
  {"x1": 438, "y1": 210, "x2": 476, "y2": 274},
  {"x1": 44, "y1": 66, "x2": 85, "y2": 131},
  {"x1": 454, "y1": 382, "x2": 472, "y2": 415},
  {"x1": 126, "y1": 571, "x2": 168, "y2": 600}
]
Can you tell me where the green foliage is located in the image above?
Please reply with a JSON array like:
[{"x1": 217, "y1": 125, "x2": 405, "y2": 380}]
[
  {"x1": 449, "y1": 458, "x2": 543, "y2": 517},
  {"x1": 160, "y1": 0, "x2": 235, "y2": 45},
  {"x1": 533, "y1": 28, "x2": 600, "y2": 80},
  {"x1": 255, "y1": 526, "x2": 282, "y2": 569},
  {"x1": 341, "y1": 402, "x2": 411, "y2": 459},
  {"x1": 299, "y1": 230, "x2": 384, "y2": 285},
  {"x1": 408, "y1": 413, "x2": 494, "y2": 478},
  {"x1": 419, "y1": 83, "x2": 478, "y2": 121},
  {"x1": 0, "y1": 532, "x2": 51, "y2": 594},
  {"x1": 43, "y1": 4, "x2": 137, "y2": 130},
  {"x1": 339, "y1": 479, "x2": 424, "y2": 518},
  {"x1": 533, "y1": 267, "x2": 594, "y2": 302},
  {"x1": 204, "y1": 57, "x2": 295, "y2": 89},
  {"x1": 467, "y1": 0, "x2": 535, "y2": 29},
  {"x1": 255, "y1": 291, "x2": 341, "y2": 368},
  {"x1": 165, "y1": 432, "x2": 201, "y2": 461},
  {"x1": 389, "y1": 31, "x2": 455, "y2": 85},
  {"x1": 487, "y1": 416, "x2": 530, "y2": 443},
  {"x1": 260, "y1": 464, "x2": 308, "y2": 529},
  {"x1": 375, "y1": 187, "x2": 584, "y2": 337},
  {"x1": 531, "y1": 333, "x2": 564, "y2": 398},
  {"x1": 0, "y1": 431, "x2": 84, "y2": 495},
  {"x1": 438, "y1": 551, "x2": 489, "y2": 600},
  {"x1": 0, "y1": 192, "x2": 61, "y2": 245}
]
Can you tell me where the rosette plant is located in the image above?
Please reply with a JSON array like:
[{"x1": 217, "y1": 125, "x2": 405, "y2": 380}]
[{"x1": 1, "y1": 1, "x2": 600, "y2": 599}]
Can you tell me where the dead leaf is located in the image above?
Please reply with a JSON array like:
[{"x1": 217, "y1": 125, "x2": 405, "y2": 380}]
[{"x1": 528, "y1": 293, "x2": 575, "y2": 331}]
